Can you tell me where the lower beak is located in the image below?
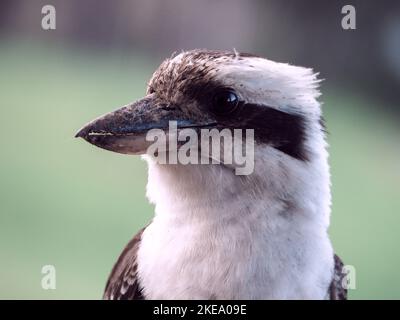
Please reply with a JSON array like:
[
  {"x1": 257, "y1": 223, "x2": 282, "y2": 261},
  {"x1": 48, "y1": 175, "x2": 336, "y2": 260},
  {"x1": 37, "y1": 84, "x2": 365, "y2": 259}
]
[{"x1": 75, "y1": 95, "x2": 214, "y2": 155}]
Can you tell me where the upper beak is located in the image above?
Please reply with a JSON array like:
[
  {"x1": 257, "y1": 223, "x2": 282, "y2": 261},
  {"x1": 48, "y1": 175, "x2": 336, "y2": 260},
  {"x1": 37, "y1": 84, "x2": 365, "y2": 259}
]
[{"x1": 75, "y1": 94, "x2": 214, "y2": 155}]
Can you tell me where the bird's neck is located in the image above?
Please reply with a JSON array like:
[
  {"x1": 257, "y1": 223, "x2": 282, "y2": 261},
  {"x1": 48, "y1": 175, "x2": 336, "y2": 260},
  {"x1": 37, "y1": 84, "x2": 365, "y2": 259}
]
[{"x1": 144, "y1": 144, "x2": 331, "y2": 228}]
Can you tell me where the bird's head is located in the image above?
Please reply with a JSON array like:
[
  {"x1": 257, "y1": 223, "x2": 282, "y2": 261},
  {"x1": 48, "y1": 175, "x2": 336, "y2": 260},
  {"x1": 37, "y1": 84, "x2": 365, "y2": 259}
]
[
  {"x1": 77, "y1": 49, "x2": 331, "y2": 224},
  {"x1": 76, "y1": 49, "x2": 325, "y2": 169},
  {"x1": 76, "y1": 50, "x2": 331, "y2": 221}
]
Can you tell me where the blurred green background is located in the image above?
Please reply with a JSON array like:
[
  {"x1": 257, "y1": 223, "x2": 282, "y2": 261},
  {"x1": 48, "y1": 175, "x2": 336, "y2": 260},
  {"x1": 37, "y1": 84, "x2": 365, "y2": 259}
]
[{"x1": 0, "y1": 0, "x2": 399, "y2": 299}]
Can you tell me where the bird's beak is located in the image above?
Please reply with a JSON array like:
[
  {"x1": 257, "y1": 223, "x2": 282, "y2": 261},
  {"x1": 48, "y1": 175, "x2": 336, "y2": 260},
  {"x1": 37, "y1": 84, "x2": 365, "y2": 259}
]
[{"x1": 75, "y1": 94, "x2": 214, "y2": 155}]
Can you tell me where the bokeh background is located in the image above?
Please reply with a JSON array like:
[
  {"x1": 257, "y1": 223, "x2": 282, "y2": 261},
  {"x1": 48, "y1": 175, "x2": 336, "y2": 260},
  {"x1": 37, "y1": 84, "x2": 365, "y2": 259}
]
[{"x1": 0, "y1": 0, "x2": 399, "y2": 299}]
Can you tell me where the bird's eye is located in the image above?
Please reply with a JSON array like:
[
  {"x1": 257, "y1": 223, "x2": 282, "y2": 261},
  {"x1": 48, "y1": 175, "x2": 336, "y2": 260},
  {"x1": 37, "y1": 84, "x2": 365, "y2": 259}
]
[{"x1": 212, "y1": 90, "x2": 239, "y2": 115}]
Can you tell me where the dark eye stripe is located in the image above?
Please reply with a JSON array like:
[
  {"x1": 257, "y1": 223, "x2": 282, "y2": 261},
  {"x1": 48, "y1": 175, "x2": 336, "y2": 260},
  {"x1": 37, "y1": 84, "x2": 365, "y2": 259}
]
[{"x1": 219, "y1": 103, "x2": 310, "y2": 161}]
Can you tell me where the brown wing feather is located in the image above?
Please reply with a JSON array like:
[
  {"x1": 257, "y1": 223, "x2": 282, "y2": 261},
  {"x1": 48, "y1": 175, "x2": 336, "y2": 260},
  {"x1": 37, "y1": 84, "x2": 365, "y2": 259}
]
[
  {"x1": 329, "y1": 254, "x2": 348, "y2": 300},
  {"x1": 103, "y1": 228, "x2": 146, "y2": 300}
]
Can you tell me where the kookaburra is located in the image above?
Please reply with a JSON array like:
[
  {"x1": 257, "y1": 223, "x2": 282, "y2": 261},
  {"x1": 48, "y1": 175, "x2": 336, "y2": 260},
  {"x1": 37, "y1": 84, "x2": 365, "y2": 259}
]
[{"x1": 76, "y1": 50, "x2": 347, "y2": 300}]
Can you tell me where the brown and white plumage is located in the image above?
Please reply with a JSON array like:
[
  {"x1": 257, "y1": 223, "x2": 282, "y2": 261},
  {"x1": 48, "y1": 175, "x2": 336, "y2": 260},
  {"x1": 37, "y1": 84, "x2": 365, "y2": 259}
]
[
  {"x1": 77, "y1": 49, "x2": 347, "y2": 300},
  {"x1": 104, "y1": 228, "x2": 347, "y2": 300},
  {"x1": 103, "y1": 229, "x2": 145, "y2": 300}
]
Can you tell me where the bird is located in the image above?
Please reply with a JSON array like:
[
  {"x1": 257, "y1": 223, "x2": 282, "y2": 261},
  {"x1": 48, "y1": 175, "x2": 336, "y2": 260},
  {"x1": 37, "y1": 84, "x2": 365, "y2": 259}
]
[{"x1": 75, "y1": 49, "x2": 347, "y2": 300}]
